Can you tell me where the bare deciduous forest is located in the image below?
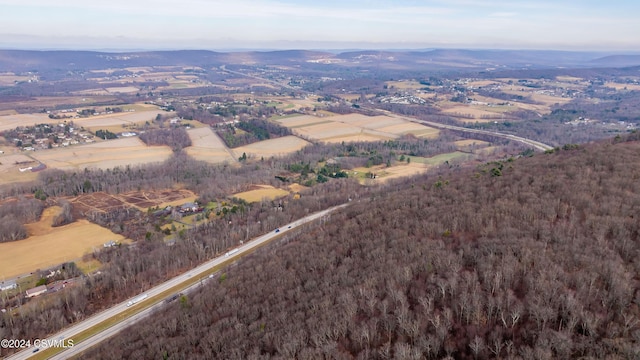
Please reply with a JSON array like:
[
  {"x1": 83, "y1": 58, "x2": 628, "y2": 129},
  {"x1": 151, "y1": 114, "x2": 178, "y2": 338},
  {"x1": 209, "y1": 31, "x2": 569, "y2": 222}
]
[
  {"x1": 79, "y1": 133, "x2": 640, "y2": 359},
  {"x1": 139, "y1": 127, "x2": 192, "y2": 150},
  {"x1": 0, "y1": 197, "x2": 43, "y2": 242}
]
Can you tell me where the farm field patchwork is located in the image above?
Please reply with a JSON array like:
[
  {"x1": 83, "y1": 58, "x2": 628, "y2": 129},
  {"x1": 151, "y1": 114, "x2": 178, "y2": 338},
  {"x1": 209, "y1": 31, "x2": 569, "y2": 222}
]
[
  {"x1": 31, "y1": 137, "x2": 172, "y2": 170},
  {"x1": 274, "y1": 113, "x2": 439, "y2": 143}
]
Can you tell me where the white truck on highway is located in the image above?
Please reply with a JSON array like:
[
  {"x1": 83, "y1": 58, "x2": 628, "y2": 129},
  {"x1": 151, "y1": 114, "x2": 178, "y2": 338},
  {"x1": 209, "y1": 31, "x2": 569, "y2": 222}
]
[
  {"x1": 225, "y1": 249, "x2": 239, "y2": 257},
  {"x1": 126, "y1": 294, "x2": 148, "y2": 307}
]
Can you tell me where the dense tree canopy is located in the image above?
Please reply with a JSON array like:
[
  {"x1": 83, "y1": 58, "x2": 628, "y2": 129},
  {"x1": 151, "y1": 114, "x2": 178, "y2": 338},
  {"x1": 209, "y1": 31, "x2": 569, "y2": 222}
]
[{"x1": 81, "y1": 134, "x2": 640, "y2": 359}]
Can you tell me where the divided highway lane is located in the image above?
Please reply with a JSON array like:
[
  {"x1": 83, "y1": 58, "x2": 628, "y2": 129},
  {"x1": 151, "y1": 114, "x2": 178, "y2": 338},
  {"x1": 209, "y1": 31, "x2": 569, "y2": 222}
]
[{"x1": 7, "y1": 204, "x2": 348, "y2": 360}]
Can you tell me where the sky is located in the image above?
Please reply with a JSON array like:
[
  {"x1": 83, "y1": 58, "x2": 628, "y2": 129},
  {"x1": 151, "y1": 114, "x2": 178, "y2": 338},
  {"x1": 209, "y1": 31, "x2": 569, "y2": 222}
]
[{"x1": 0, "y1": 0, "x2": 639, "y2": 51}]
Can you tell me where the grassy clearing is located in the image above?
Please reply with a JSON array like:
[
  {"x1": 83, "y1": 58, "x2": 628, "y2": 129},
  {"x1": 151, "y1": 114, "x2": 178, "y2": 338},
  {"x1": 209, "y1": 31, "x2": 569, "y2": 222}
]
[
  {"x1": 76, "y1": 258, "x2": 102, "y2": 275},
  {"x1": 233, "y1": 185, "x2": 289, "y2": 203},
  {"x1": 406, "y1": 151, "x2": 471, "y2": 166},
  {"x1": 288, "y1": 183, "x2": 308, "y2": 193},
  {"x1": 385, "y1": 80, "x2": 425, "y2": 90},
  {"x1": 454, "y1": 139, "x2": 490, "y2": 151}
]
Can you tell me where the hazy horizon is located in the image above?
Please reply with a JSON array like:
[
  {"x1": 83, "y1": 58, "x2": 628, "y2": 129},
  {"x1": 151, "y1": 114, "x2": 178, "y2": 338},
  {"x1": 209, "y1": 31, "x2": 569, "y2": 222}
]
[{"x1": 1, "y1": 0, "x2": 639, "y2": 52}]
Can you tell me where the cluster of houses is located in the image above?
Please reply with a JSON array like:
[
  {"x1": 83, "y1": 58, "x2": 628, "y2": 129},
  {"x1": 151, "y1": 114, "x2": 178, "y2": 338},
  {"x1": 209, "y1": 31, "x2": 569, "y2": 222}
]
[
  {"x1": 152, "y1": 202, "x2": 204, "y2": 218},
  {"x1": 1, "y1": 277, "x2": 77, "y2": 299},
  {"x1": 9, "y1": 123, "x2": 96, "y2": 151}
]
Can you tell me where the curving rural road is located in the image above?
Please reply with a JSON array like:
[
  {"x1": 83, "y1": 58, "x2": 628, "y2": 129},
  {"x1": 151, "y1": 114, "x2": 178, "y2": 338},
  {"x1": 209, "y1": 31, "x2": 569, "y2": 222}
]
[
  {"x1": 375, "y1": 109, "x2": 554, "y2": 152},
  {"x1": 6, "y1": 204, "x2": 348, "y2": 360}
]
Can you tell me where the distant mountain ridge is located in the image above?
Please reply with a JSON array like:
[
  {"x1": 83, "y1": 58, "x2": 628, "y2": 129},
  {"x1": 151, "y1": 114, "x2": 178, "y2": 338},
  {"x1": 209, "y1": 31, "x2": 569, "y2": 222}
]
[
  {"x1": 591, "y1": 55, "x2": 640, "y2": 67},
  {"x1": 0, "y1": 49, "x2": 639, "y2": 72}
]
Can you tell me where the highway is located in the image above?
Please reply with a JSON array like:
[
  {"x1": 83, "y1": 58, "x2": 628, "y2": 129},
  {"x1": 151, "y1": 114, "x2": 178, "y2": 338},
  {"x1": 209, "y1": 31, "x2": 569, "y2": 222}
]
[{"x1": 6, "y1": 204, "x2": 347, "y2": 360}]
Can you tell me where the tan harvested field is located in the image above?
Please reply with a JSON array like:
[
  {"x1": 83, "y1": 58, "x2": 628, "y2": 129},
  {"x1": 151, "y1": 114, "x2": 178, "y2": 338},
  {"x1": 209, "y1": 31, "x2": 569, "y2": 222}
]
[
  {"x1": 31, "y1": 137, "x2": 172, "y2": 170},
  {"x1": 0, "y1": 153, "x2": 40, "y2": 184},
  {"x1": 232, "y1": 185, "x2": 289, "y2": 203},
  {"x1": 0, "y1": 207, "x2": 126, "y2": 278},
  {"x1": 0, "y1": 153, "x2": 36, "y2": 172},
  {"x1": 467, "y1": 80, "x2": 500, "y2": 87},
  {"x1": 0, "y1": 113, "x2": 55, "y2": 132},
  {"x1": 354, "y1": 163, "x2": 429, "y2": 184},
  {"x1": 287, "y1": 98, "x2": 320, "y2": 109},
  {"x1": 105, "y1": 86, "x2": 140, "y2": 94},
  {"x1": 0, "y1": 74, "x2": 32, "y2": 86},
  {"x1": 479, "y1": 146, "x2": 502, "y2": 156},
  {"x1": 288, "y1": 183, "x2": 308, "y2": 193},
  {"x1": 184, "y1": 127, "x2": 235, "y2": 164},
  {"x1": 74, "y1": 109, "x2": 163, "y2": 130},
  {"x1": 441, "y1": 105, "x2": 509, "y2": 121},
  {"x1": 605, "y1": 82, "x2": 640, "y2": 91},
  {"x1": 0, "y1": 109, "x2": 18, "y2": 116},
  {"x1": 378, "y1": 163, "x2": 430, "y2": 182},
  {"x1": 442, "y1": 105, "x2": 504, "y2": 116},
  {"x1": 73, "y1": 89, "x2": 112, "y2": 96},
  {"x1": 454, "y1": 139, "x2": 490, "y2": 149},
  {"x1": 455, "y1": 93, "x2": 552, "y2": 114},
  {"x1": 276, "y1": 113, "x2": 439, "y2": 143},
  {"x1": 232, "y1": 136, "x2": 310, "y2": 159},
  {"x1": 0, "y1": 108, "x2": 162, "y2": 132},
  {"x1": 335, "y1": 94, "x2": 362, "y2": 101},
  {"x1": 385, "y1": 80, "x2": 424, "y2": 90},
  {"x1": 0, "y1": 96, "x2": 118, "y2": 112},
  {"x1": 323, "y1": 133, "x2": 392, "y2": 143},
  {"x1": 501, "y1": 89, "x2": 572, "y2": 107},
  {"x1": 295, "y1": 122, "x2": 367, "y2": 139},
  {"x1": 273, "y1": 115, "x2": 331, "y2": 128},
  {"x1": 376, "y1": 123, "x2": 440, "y2": 138},
  {"x1": 315, "y1": 110, "x2": 339, "y2": 117},
  {"x1": 556, "y1": 76, "x2": 584, "y2": 82},
  {"x1": 337, "y1": 114, "x2": 404, "y2": 128},
  {"x1": 174, "y1": 75, "x2": 199, "y2": 81}
]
